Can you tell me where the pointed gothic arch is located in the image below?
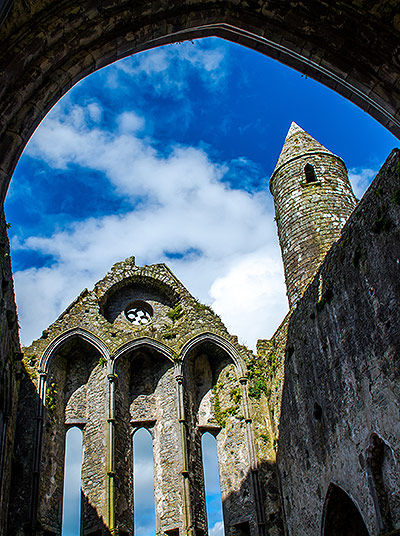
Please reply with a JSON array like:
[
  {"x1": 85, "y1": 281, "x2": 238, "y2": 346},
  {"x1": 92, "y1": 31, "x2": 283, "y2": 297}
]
[
  {"x1": 180, "y1": 332, "x2": 247, "y2": 378},
  {"x1": 1, "y1": 4, "x2": 400, "y2": 535},
  {"x1": 322, "y1": 483, "x2": 369, "y2": 536},
  {"x1": 39, "y1": 327, "x2": 110, "y2": 374},
  {"x1": 112, "y1": 337, "x2": 175, "y2": 374}
]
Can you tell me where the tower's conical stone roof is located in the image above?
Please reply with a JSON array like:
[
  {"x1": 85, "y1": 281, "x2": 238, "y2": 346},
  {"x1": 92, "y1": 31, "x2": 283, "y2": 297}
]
[{"x1": 273, "y1": 122, "x2": 334, "y2": 173}]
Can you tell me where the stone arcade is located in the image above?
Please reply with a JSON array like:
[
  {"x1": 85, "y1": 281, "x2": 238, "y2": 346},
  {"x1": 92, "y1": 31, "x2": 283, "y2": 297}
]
[
  {"x1": 18, "y1": 261, "x2": 265, "y2": 536},
  {"x1": 1, "y1": 123, "x2": 398, "y2": 535}
]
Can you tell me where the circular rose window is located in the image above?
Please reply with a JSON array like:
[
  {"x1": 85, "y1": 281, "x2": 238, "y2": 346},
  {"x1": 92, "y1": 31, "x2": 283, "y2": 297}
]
[{"x1": 125, "y1": 301, "x2": 153, "y2": 325}]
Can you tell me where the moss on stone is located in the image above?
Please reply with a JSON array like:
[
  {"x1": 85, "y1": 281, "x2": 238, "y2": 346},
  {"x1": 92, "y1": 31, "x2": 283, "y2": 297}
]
[
  {"x1": 161, "y1": 329, "x2": 177, "y2": 340},
  {"x1": 392, "y1": 190, "x2": 400, "y2": 205},
  {"x1": 166, "y1": 303, "x2": 184, "y2": 322},
  {"x1": 316, "y1": 286, "x2": 333, "y2": 311},
  {"x1": 45, "y1": 381, "x2": 57, "y2": 414},
  {"x1": 371, "y1": 205, "x2": 392, "y2": 234},
  {"x1": 212, "y1": 384, "x2": 225, "y2": 428},
  {"x1": 230, "y1": 386, "x2": 241, "y2": 404},
  {"x1": 247, "y1": 348, "x2": 279, "y2": 399}
]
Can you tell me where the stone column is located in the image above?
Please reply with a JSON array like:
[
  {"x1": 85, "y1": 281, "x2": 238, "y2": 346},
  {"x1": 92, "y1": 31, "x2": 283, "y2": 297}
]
[
  {"x1": 30, "y1": 370, "x2": 47, "y2": 534},
  {"x1": 175, "y1": 371, "x2": 193, "y2": 536},
  {"x1": 107, "y1": 372, "x2": 117, "y2": 535},
  {"x1": 239, "y1": 376, "x2": 266, "y2": 536}
]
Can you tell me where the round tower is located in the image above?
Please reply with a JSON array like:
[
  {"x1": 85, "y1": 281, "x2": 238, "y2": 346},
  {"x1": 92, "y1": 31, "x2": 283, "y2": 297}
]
[{"x1": 270, "y1": 122, "x2": 357, "y2": 307}]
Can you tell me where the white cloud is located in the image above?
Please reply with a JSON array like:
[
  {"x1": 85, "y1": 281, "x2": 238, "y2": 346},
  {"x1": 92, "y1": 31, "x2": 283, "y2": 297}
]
[
  {"x1": 87, "y1": 102, "x2": 102, "y2": 123},
  {"x1": 118, "y1": 111, "x2": 145, "y2": 134},
  {"x1": 348, "y1": 168, "x2": 376, "y2": 200},
  {"x1": 210, "y1": 521, "x2": 224, "y2": 536},
  {"x1": 13, "y1": 103, "x2": 286, "y2": 349},
  {"x1": 210, "y1": 247, "x2": 287, "y2": 347},
  {"x1": 111, "y1": 40, "x2": 227, "y2": 95}
]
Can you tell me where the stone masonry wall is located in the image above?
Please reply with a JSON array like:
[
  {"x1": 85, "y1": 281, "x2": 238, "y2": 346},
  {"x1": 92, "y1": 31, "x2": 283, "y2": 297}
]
[
  {"x1": 13, "y1": 259, "x2": 279, "y2": 536},
  {"x1": 276, "y1": 149, "x2": 400, "y2": 535},
  {"x1": 0, "y1": 208, "x2": 21, "y2": 536}
]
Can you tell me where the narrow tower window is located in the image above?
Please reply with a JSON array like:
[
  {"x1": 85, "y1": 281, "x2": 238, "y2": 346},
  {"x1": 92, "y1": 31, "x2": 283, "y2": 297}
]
[
  {"x1": 202, "y1": 432, "x2": 224, "y2": 536},
  {"x1": 304, "y1": 163, "x2": 318, "y2": 183},
  {"x1": 133, "y1": 428, "x2": 155, "y2": 536},
  {"x1": 62, "y1": 427, "x2": 83, "y2": 535}
]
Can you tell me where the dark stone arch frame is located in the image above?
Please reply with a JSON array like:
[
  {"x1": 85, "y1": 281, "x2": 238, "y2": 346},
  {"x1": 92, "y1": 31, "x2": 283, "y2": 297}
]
[
  {"x1": 1, "y1": 0, "x2": 400, "y2": 206},
  {"x1": 39, "y1": 327, "x2": 111, "y2": 374},
  {"x1": 1, "y1": 3, "x2": 400, "y2": 535}
]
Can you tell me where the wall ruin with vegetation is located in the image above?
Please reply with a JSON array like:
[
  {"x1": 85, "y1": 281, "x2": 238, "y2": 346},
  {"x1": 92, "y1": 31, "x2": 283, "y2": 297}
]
[{"x1": 258, "y1": 149, "x2": 400, "y2": 536}]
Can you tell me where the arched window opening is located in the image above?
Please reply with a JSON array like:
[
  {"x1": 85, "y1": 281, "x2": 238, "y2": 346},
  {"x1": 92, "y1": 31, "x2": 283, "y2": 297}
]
[
  {"x1": 62, "y1": 427, "x2": 83, "y2": 535},
  {"x1": 367, "y1": 433, "x2": 394, "y2": 531},
  {"x1": 133, "y1": 428, "x2": 155, "y2": 536},
  {"x1": 304, "y1": 163, "x2": 318, "y2": 183},
  {"x1": 323, "y1": 483, "x2": 369, "y2": 536},
  {"x1": 202, "y1": 432, "x2": 224, "y2": 536}
]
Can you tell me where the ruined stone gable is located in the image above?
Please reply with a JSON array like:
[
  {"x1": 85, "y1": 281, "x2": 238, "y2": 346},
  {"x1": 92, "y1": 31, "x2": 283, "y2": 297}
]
[{"x1": 13, "y1": 259, "x2": 282, "y2": 536}]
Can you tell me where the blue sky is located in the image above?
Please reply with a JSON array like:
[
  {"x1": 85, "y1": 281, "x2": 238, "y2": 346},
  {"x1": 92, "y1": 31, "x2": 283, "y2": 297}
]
[
  {"x1": 5, "y1": 37, "x2": 398, "y2": 536},
  {"x1": 6, "y1": 37, "x2": 398, "y2": 350}
]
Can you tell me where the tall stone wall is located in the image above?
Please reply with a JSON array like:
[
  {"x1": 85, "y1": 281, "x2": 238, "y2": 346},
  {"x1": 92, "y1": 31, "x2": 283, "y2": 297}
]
[
  {"x1": 275, "y1": 149, "x2": 400, "y2": 535},
  {"x1": 0, "y1": 208, "x2": 22, "y2": 536}
]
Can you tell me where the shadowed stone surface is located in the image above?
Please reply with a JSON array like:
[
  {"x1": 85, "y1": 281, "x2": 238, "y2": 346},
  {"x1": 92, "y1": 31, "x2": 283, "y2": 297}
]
[{"x1": 260, "y1": 149, "x2": 400, "y2": 536}]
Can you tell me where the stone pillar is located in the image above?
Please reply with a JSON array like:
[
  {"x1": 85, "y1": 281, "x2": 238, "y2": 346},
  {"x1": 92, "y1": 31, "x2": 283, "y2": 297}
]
[
  {"x1": 239, "y1": 376, "x2": 266, "y2": 536},
  {"x1": 176, "y1": 372, "x2": 193, "y2": 536},
  {"x1": 107, "y1": 372, "x2": 117, "y2": 535},
  {"x1": 270, "y1": 122, "x2": 357, "y2": 307}
]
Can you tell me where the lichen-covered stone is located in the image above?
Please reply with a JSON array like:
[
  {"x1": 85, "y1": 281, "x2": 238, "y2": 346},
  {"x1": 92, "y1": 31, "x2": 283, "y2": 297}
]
[
  {"x1": 270, "y1": 122, "x2": 357, "y2": 307},
  {"x1": 268, "y1": 149, "x2": 400, "y2": 535}
]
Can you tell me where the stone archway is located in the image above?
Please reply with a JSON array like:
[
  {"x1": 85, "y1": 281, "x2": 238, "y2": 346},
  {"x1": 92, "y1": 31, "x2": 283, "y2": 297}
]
[
  {"x1": 1, "y1": 0, "x2": 400, "y2": 203},
  {"x1": 322, "y1": 483, "x2": 370, "y2": 536}
]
